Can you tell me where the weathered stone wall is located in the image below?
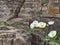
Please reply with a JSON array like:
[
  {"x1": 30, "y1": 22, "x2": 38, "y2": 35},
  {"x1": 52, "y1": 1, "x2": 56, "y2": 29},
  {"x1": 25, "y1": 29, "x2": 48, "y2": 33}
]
[
  {"x1": 0, "y1": 0, "x2": 60, "y2": 30},
  {"x1": 0, "y1": 0, "x2": 25, "y2": 21},
  {"x1": 0, "y1": 0, "x2": 60, "y2": 45},
  {"x1": 0, "y1": 26, "x2": 32, "y2": 45},
  {"x1": 0, "y1": 0, "x2": 60, "y2": 29}
]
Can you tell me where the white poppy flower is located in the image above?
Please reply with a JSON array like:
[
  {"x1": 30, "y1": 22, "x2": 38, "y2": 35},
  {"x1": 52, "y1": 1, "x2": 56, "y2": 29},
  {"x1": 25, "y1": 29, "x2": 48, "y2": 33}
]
[
  {"x1": 48, "y1": 21, "x2": 54, "y2": 25},
  {"x1": 48, "y1": 31, "x2": 56, "y2": 38},
  {"x1": 30, "y1": 20, "x2": 39, "y2": 29},
  {"x1": 38, "y1": 22, "x2": 46, "y2": 28}
]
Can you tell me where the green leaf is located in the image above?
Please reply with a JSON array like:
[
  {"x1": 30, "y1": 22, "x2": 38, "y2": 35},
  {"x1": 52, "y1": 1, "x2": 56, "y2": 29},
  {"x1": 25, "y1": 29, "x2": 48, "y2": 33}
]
[
  {"x1": 23, "y1": 27, "x2": 34, "y2": 33},
  {"x1": 40, "y1": 9, "x2": 42, "y2": 15},
  {"x1": 0, "y1": 22, "x2": 10, "y2": 26},
  {"x1": 42, "y1": 0, "x2": 48, "y2": 4},
  {"x1": 28, "y1": 28, "x2": 34, "y2": 32}
]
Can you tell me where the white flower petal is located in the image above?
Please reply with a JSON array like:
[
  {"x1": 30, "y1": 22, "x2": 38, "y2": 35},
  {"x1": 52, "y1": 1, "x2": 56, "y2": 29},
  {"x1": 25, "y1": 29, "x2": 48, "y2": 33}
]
[
  {"x1": 48, "y1": 31, "x2": 56, "y2": 38},
  {"x1": 48, "y1": 21, "x2": 54, "y2": 25},
  {"x1": 33, "y1": 20, "x2": 38, "y2": 24},
  {"x1": 30, "y1": 23, "x2": 34, "y2": 29},
  {"x1": 49, "y1": 31, "x2": 56, "y2": 34},
  {"x1": 38, "y1": 22, "x2": 46, "y2": 28},
  {"x1": 30, "y1": 20, "x2": 39, "y2": 28},
  {"x1": 30, "y1": 20, "x2": 39, "y2": 29},
  {"x1": 48, "y1": 33, "x2": 53, "y2": 37}
]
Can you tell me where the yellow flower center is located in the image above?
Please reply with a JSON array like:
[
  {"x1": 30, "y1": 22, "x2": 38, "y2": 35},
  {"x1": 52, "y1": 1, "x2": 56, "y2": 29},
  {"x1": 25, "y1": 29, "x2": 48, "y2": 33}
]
[
  {"x1": 41, "y1": 24, "x2": 44, "y2": 27},
  {"x1": 34, "y1": 24, "x2": 37, "y2": 27},
  {"x1": 52, "y1": 34, "x2": 56, "y2": 37},
  {"x1": 40, "y1": 24, "x2": 45, "y2": 28}
]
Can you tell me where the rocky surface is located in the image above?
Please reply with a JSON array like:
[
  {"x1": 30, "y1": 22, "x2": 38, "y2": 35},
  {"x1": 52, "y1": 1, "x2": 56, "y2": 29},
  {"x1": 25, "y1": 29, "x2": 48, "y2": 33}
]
[
  {"x1": 0, "y1": 0, "x2": 25, "y2": 22},
  {"x1": 0, "y1": 26, "x2": 32, "y2": 45},
  {"x1": 0, "y1": 0, "x2": 60, "y2": 29},
  {"x1": 0, "y1": 0, "x2": 60, "y2": 45}
]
